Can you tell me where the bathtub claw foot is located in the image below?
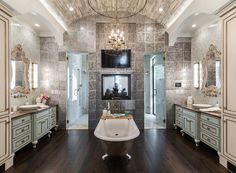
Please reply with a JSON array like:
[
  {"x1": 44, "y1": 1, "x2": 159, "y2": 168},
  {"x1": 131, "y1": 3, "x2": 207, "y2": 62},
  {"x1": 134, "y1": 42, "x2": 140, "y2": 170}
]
[
  {"x1": 126, "y1": 153, "x2": 131, "y2": 160},
  {"x1": 102, "y1": 153, "x2": 108, "y2": 160}
]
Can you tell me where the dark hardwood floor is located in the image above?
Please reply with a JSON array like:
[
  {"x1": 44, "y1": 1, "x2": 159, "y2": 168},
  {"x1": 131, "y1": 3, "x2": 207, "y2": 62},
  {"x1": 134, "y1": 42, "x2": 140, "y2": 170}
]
[{"x1": 6, "y1": 129, "x2": 229, "y2": 173}]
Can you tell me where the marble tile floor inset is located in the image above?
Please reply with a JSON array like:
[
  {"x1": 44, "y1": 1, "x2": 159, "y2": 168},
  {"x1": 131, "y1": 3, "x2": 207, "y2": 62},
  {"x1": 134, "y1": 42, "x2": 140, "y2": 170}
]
[
  {"x1": 67, "y1": 114, "x2": 88, "y2": 130},
  {"x1": 145, "y1": 114, "x2": 165, "y2": 129}
]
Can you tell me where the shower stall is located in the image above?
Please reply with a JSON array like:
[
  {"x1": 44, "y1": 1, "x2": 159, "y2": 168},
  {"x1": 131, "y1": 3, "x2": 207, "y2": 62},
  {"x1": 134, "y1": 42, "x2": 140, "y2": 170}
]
[
  {"x1": 144, "y1": 53, "x2": 166, "y2": 129},
  {"x1": 67, "y1": 53, "x2": 88, "y2": 130}
]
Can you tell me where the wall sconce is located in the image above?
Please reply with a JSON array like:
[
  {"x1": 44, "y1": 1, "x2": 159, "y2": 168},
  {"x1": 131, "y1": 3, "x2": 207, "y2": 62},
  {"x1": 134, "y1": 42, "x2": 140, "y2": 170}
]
[
  {"x1": 32, "y1": 63, "x2": 38, "y2": 89},
  {"x1": 193, "y1": 63, "x2": 200, "y2": 88}
]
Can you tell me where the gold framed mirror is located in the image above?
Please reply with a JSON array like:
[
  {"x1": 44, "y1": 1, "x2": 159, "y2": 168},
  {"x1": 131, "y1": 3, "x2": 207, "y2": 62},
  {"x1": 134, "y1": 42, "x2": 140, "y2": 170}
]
[
  {"x1": 11, "y1": 44, "x2": 30, "y2": 94},
  {"x1": 201, "y1": 44, "x2": 221, "y2": 97}
]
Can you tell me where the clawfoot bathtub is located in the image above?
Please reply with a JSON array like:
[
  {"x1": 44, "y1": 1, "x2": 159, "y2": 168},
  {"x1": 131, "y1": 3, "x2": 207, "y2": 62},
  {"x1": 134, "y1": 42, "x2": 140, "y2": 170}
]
[{"x1": 94, "y1": 118, "x2": 140, "y2": 160}]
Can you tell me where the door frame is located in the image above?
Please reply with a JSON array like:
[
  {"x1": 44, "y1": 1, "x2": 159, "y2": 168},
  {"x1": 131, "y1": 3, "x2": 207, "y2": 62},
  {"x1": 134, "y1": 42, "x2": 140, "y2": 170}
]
[
  {"x1": 144, "y1": 52, "x2": 166, "y2": 129},
  {"x1": 66, "y1": 52, "x2": 89, "y2": 130}
]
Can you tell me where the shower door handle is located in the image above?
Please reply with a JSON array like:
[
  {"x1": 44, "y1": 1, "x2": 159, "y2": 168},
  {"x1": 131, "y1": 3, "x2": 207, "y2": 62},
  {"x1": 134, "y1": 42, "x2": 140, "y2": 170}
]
[
  {"x1": 74, "y1": 89, "x2": 80, "y2": 96},
  {"x1": 154, "y1": 89, "x2": 157, "y2": 96},
  {"x1": 74, "y1": 84, "x2": 83, "y2": 96}
]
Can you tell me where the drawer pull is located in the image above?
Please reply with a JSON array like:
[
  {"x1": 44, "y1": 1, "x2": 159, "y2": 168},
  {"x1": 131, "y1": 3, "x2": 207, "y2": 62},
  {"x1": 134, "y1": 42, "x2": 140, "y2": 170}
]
[
  {"x1": 207, "y1": 138, "x2": 210, "y2": 142},
  {"x1": 21, "y1": 129, "x2": 25, "y2": 132},
  {"x1": 207, "y1": 127, "x2": 210, "y2": 130},
  {"x1": 22, "y1": 140, "x2": 25, "y2": 143},
  {"x1": 22, "y1": 119, "x2": 25, "y2": 122},
  {"x1": 207, "y1": 118, "x2": 210, "y2": 121}
]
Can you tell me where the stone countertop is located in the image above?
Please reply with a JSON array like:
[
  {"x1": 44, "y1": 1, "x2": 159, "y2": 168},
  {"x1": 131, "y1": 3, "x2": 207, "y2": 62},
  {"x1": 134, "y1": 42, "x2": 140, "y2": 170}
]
[
  {"x1": 11, "y1": 104, "x2": 58, "y2": 118},
  {"x1": 175, "y1": 103, "x2": 222, "y2": 118}
]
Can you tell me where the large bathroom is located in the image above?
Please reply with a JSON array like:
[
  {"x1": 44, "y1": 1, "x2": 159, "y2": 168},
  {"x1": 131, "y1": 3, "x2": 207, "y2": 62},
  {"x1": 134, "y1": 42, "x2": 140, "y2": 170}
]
[{"x1": 0, "y1": 0, "x2": 236, "y2": 172}]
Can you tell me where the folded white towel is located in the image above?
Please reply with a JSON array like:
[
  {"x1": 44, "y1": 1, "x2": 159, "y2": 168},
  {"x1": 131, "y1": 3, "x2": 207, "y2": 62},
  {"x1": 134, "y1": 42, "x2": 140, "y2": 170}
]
[{"x1": 200, "y1": 107, "x2": 221, "y2": 112}]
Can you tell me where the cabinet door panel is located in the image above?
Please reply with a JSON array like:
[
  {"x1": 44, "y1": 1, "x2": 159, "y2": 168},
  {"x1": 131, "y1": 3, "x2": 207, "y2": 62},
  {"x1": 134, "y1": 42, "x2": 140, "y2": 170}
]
[
  {"x1": 0, "y1": 117, "x2": 9, "y2": 161},
  {"x1": 224, "y1": 15, "x2": 236, "y2": 114},
  {"x1": 223, "y1": 116, "x2": 236, "y2": 161},
  {"x1": 0, "y1": 15, "x2": 9, "y2": 116}
]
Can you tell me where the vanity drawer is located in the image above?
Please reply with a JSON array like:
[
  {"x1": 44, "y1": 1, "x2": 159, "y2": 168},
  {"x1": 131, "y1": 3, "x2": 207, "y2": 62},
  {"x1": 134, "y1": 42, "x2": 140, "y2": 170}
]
[
  {"x1": 183, "y1": 109, "x2": 196, "y2": 119},
  {"x1": 36, "y1": 110, "x2": 50, "y2": 119},
  {"x1": 50, "y1": 119, "x2": 56, "y2": 128},
  {"x1": 12, "y1": 122, "x2": 32, "y2": 139},
  {"x1": 200, "y1": 131, "x2": 220, "y2": 151},
  {"x1": 200, "y1": 121, "x2": 220, "y2": 138},
  {"x1": 50, "y1": 107, "x2": 56, "y2": 113},
  {"x1": 175, "y1": 106, "x2": 182, "y2": 113},
  {"x1": 176, "y1": 119, "x2": 183, "y2": 127},
  {"x1": 12, "y1": 115, "x2": 31, "y2": 127},
  {"x1": 13, "y1": 133, "x2": 32, "y2": 152},
  {"x1": 50, "y1": 112, "x2": 56, "y2": 118},
  {"x1": 201, "y1": 114, "x2": 220, "y2": 126}
]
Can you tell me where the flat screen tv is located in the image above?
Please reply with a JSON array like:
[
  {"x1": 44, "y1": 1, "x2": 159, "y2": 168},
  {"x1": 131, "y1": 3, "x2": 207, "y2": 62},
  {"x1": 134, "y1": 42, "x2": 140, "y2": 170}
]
[{"x1": 101, "y1": 49, "x2": 131, "y2": 68}]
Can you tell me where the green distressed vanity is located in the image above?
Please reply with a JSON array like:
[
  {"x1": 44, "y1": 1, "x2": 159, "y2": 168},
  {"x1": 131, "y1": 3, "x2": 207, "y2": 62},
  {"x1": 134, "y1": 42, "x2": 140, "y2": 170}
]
[
  {"x1": 174, "y1": 104, "x2": 221, "y2": 151},
  {"x1": 11, "y1": 105, "x2": 58, "y2": 152}
]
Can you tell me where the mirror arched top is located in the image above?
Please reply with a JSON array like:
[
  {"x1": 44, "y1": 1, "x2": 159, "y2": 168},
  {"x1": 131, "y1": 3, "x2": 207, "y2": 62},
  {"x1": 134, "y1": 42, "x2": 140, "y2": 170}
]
[{"x1": 11, "y1": 44, "x2": 30, "y2": 94}]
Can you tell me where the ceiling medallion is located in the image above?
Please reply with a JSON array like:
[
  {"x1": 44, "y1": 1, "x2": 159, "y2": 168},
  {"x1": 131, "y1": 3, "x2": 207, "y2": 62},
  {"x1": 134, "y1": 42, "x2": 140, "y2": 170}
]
[{"x1": 88, "y1": 0, "x2": 147, "y2": 19}]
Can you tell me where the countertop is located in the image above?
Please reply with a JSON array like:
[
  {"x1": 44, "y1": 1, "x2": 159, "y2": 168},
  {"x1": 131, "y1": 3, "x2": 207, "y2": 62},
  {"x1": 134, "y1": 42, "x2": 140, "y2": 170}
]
[
  {"x1": 175, "y1": 103, "x2": 221, "y2": 118},
  {"x1": 11, "y1": 104, "x2": 57, "y2": 118}
]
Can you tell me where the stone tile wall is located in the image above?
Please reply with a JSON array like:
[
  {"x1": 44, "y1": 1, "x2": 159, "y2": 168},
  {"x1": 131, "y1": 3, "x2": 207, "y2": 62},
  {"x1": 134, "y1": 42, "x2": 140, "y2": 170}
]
[
  {"x1": 165, "y1": 37, "x2": 192, "y2": 128},
  {"x1": 39, "y1": 15, "x2": 191, "y2": 129},
  {"x1": 40, "y1": 37, "x2": 67, "y2": 129}
]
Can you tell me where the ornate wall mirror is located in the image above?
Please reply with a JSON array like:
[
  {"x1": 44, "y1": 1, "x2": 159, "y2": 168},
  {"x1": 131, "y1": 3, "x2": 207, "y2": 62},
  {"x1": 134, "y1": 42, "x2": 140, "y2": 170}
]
[
  {"x1": 11, "y1": 44, "x2": 30, "y2": 94},
  {"x1": 201, "y1": 44, "x2": 221, "y2": 97}
]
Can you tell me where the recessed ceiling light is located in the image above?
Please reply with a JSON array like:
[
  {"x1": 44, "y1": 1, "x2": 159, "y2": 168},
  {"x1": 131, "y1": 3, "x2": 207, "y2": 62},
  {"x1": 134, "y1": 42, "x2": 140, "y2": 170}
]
[
  {"x1": 80, "y1": 26, "x2": 84, "y2": 30},
  {"x1": 35, "y1": 23, "x2": 40, "y2": 27},
  {"x1": 194, "y1": 12, "x2": 200, "y2": 16},
  {"x1": 192, "y1": 24, "x2": 197, "y2": 28},
  {"x1": 159, "y1": 7, "x2": 163, "y2": 12},
  {"x1": 69, "y1": 7, "x2": 74, "y2": 11}
]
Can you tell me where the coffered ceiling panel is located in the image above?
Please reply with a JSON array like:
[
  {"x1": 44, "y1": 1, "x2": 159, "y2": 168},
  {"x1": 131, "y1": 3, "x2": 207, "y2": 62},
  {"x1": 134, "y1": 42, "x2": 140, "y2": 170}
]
[{"x1": 48, "y1": 0, "x2": 185, "y2": 26}]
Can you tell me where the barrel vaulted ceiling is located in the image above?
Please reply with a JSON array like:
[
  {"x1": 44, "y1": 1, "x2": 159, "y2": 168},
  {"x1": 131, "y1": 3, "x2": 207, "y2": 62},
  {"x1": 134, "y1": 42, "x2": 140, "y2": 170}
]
[{"x1": 46, "y1": 0, "x2": 185, "y2": 26}]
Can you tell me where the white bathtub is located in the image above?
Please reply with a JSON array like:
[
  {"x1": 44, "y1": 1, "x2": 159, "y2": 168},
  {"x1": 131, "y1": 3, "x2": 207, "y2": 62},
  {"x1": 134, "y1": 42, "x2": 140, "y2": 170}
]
[{"x1": 94, "y1": 118, "x2": 140, "y2": 159}]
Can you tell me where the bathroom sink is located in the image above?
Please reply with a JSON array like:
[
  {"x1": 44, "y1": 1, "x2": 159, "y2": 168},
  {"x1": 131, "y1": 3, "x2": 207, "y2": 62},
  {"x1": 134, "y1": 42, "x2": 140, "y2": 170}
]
[
  {"x1": 192, "y1": 104, "x2": 212, "y2": 109},
  {"x1": 18, "y1": 105, "x2": 40, "y2": 111}
]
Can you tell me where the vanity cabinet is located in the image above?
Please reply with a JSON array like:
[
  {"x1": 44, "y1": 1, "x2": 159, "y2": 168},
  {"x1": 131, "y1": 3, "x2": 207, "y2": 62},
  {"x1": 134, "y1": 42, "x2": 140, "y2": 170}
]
[
  {"x1": 34, "y1": 109, "x2": 50, "y2": 141},
  {"x1": 11, "y1": 106, "x2": 58, "y2": 151},
  {"x1": 11, "y1": 114, "x2": 32, "y2": 152},
  {"x1": 175, "y1": 105, "x2": 221, "y2": 150},
  {"x1": 200, "y1": 113, "x2": 220, "y2": 151},
  {"x1": 218, "y1": 1, "x2": 236, "y2": 168},
  {"x1": 181, "y1": 109, "x2": 200, "y2": 146},
  {"x1": 175, "y1": 106, "x2": 183, "y2": 128}
]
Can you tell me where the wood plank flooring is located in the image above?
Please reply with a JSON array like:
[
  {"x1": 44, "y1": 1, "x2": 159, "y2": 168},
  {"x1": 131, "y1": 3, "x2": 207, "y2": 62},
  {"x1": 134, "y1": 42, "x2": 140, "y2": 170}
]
[{"x1": 6, "y1": 129, "x2": 229, "y2": 173}]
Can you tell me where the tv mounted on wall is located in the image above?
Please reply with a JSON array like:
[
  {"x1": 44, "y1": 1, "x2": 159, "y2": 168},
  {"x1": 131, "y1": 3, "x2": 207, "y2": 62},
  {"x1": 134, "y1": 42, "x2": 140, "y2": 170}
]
[{"x1": 101, "y1": 49, "x2": 131, "y2": 68}]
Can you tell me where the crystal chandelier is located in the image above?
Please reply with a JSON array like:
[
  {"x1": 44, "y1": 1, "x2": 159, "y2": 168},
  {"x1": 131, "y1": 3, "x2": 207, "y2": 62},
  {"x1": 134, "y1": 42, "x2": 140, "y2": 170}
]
[
  {"x1": 88, "y1": 0, "x2": 147, "y2": 53},
  {"x1": 108, "y1": 28, "x2": 125, "y2": 51}
]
